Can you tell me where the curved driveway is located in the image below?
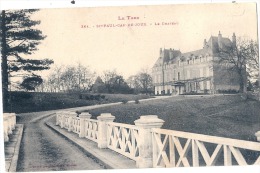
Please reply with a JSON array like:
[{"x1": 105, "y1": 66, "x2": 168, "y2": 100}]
[{"x1": 16, "y1": 113, "x2": 105, "y2": 172}]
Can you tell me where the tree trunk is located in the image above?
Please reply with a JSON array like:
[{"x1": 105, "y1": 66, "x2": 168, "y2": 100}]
[
  {"x1": 238, "y1": 68, "x2": 248, "y2": 93},
  {"x1": 1, "y1": 10, "x2": 9, "y2": 112}
]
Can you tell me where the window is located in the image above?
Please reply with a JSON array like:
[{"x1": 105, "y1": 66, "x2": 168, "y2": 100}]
[{"x1": 178, "y1": 72, "x2": 180, "y2": 80}]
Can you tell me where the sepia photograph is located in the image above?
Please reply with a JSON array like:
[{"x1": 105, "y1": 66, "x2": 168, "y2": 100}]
[{"x1": 1, "y1": 1, "x2": 260, "y2": 173}]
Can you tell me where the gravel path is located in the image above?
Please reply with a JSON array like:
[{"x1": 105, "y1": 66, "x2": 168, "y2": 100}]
[{"x1": 16, "y1": 113, "x2": 105, "y2": 172}]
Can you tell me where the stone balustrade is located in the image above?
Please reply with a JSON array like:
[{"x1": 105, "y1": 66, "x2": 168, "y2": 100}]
[
  {"x1": 56, "y1": 111, "x2": 260, "y2": 168},
  {"x1": 3, "y1": 113, "x2": 16, "y2": 142},
  {"x1": 152, "y1": 128, "x2": 260, "y2": 167}
]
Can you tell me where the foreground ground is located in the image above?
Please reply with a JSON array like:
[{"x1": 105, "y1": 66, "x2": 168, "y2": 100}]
[
  {"x1": 9, "y1": 95, "x2": 260, "y2": 171},
  {"x1": 85, "y1": 95, "x2": 260, "y2": 141}
]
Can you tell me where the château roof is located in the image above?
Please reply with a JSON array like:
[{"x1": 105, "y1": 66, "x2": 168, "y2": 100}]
[
  {"x1": 153, "y1": 32, "x2": 234, "y2": 67},
  {"x1": 153, "y1": 49, "x2": 181, "y2": 67}
]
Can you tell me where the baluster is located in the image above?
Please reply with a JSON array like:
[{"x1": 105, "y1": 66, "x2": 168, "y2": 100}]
[
  {"x1": 192, "y1": 139, "x2": 199, "y2": 166},
  {"x1": 224, "y1": 145, "x2": 232, "y2": 166},
  {"x1": 169, "y1": 135, "x2": 175, "y2": 167},
  {"x1": 152, "y1": 132, "x2": 159, "y2": 167}
]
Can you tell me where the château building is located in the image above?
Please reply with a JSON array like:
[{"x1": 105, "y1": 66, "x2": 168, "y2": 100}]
[{"x1": 152, "y1": 31, "x2": 243, "y2": 95}]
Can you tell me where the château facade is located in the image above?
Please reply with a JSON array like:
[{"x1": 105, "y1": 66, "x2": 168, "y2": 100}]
[{"x1": 152, "y1": 31, "x2": 242, "y2": 95}]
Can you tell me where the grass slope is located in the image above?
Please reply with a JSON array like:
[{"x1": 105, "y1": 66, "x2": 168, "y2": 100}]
[{"x1": 86, "y1": 95, "x2": 260, "y2": 141}]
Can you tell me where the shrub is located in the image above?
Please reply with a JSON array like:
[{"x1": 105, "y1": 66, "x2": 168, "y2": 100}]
[
  {"x1": 134, "y1": 99, "x2": 140, "y2": 104},
  {"x1": 94, "y1": 94, "x2": 101, "y2": 100},
  {"x1": 76, "y1": 111, "x2": 81, "y2": 116},
  {"x1": 79, "y1": 94, "x2": 83, "y2": 99},
  {"x1": 85, "y1": 95, "x2": 90, "y2": 100},
  {"x1": 122, "y1": 99, "x2": 128, "y2": 104},
  {"x1": 89, "y1": 95, "x2": 94, "y2": 100},
  {"x1": 217, "y1": 89, "x2": 239, "y2": 94},
  {"x1": 204, "y1": 89, "x2": 209, "y2": 94},
  {"x1": 12, "y1": 91, "x2": 33, "y2": 99}
]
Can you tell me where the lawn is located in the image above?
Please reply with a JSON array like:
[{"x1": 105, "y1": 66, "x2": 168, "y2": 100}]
[
  {"x1": 5, "y1": 91, "x2": 152, "y2": 113},
  {"x1": 84, "y1": 95, "x2": 260, "y2": 142}
]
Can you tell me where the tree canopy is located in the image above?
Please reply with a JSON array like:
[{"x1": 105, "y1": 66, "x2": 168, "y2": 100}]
[
  {"x1": 36, "y1": 63, "x2": 96, "y2": 92},
  {"x1": 127, "y1": 69, "x2": 154, "y2": 94},
  {"x1": 20, "y1": 75, "x2": 43, "y2": 91}
]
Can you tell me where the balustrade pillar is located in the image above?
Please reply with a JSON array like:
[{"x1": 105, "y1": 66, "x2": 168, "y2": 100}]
[
  {"x1": 68, "y1": 112, "x2": 77, "y2": 132},
  {"x1": 134, "y1": 115, "x2": 164, "y2": 168},
  {"x1": 97, "y1": 113, "x2": 115, "y2": 149},
  {"x1": 8, "y1": 113, "x2": 16, "y2": 130},
  {"x1": 7, "y1": 113, "x2": 13, "y2": 134},
  {"x1": 56, "y1": 111, "x2": 62, "y2": 126},
  {"x1": 3, "y1": 115, "x2": 9, "y2": 142},
  {"x1": 79, "y1": 112, "x2": 92, "y2": 138},
  {"x1": 60, "y1": 111, "x2": 67, "y2": 128}
]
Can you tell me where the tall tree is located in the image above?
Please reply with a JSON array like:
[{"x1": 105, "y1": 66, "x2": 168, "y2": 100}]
[
  {"x1": 127, "y1": 69, "x2": 154, "y2": 94},
  {"x1": 92, "y1": 76, "x2": 107, "y2": 93},
  {"x1": 218, "y1": 38, "x2": 258, "y2": 93},
  {"x1": 247, "y1": 40, "x2": 259, "y2": 83},
  {"x1": 74, "y1": 63, "x2": 96, "y2": 91},
  {"x1": 1, "y1": 9, "x2": 53, "y2": 109},
  {"x1": 100, "y1": 70, "x2": 132, "y2": 94}
]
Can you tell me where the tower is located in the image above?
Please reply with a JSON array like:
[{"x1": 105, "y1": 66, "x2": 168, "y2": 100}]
[
  {"x1": 232, "y1": 32, "x2": 236, "y2": 47},
  {"x1": 218, "y1": 31, "x2": 222, "y2": 50},
  {"x1": 203, "y1": 39, "x2": 207, "y2": 48}
]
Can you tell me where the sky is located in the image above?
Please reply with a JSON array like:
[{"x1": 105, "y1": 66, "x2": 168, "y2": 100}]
[{"x1": 27, "y1": 3, "x2": 258, "y2": 79}]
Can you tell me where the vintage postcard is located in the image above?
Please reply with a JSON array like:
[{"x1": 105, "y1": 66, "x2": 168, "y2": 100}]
[{"x1": 1, "y1": 1, "x2": 260, "y2": 173}]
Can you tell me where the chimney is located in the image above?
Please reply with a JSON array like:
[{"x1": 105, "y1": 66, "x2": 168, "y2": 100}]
[
  {"x1": 218, "y1": 31, "x2": 222, "y2": 50},
  {"x1": 203, "y1": 39, "x2": 207, "y2": 48},
  {"x1": 232, "y1": 32, "x2": 236, "y2": 47}
]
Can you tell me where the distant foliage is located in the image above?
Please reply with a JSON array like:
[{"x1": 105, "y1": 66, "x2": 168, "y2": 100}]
[
  {"x1": 36, "y1": 63, "x2": 96, "y2": 93},
  {"x1": 92, "y1": 70, "x2": 133, "y2": 94},
  {"x1": 5, "y1": 92, "x2": 151, "y2": 113},
  {"x1": 126, "y1": 69, "x2": 154, "y2": 94}
]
